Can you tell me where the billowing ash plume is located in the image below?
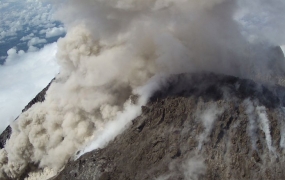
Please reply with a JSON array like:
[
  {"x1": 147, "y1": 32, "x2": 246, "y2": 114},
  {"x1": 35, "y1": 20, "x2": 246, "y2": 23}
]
[{"x1": 1, "y1": 0, "x2": 285, "y2": 179}]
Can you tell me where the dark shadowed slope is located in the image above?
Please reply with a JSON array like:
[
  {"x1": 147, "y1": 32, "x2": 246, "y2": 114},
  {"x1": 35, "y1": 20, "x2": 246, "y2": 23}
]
[{"x1": 55, "y1": 73, "x2": 285, "y2": 180}]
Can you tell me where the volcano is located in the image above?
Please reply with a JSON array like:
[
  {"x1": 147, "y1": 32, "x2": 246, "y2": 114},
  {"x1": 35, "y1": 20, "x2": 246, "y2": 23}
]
[
  {"x1": 2, "y1": 71, "x2": 285, "y2": 180},
  {"x1": 2, "y1": 0, "x2": 285, "y2": 178}
]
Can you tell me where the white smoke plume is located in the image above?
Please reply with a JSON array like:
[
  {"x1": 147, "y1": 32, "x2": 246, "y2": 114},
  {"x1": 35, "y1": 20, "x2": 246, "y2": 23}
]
[
  {"x1": 244, "y1": 99, "x2": 258, "y2": 150},
  {"x1": 155, "y1": 174, "x2": 172, "y2": 180},
  {"x1": 79, "y1": 74, "x2": 169, "y2": 156},
  {"x1": 244, "y1": 100, "x2": 276, "y2": 154},
  {"x1": 197, "y1": 104, "x2": 224, "y2": 151},
  {"x1": 256, "y1": 106, "x2": 275, "y2": 154},
  {"x1": 154, "y1": 156, "x2": 206, "y2": 180},
  {"x1": 279, "y1": 107, "x2": 285, "y2": 149},
  {"x1": 1, "y1": 0, "x2": 285, "y2": 179},
  {"x1": 183, "y1": 157, "x2": 206, "y2": 180}
]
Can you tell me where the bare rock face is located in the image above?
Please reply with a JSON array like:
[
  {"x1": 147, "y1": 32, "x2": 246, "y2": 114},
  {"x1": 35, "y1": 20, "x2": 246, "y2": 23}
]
[
  {"x1": 0, "y1": 126, "x2": 11, "y2": 149},
  {"x1": 54, "y1": 73, "x2": 285, "y2": 180}
]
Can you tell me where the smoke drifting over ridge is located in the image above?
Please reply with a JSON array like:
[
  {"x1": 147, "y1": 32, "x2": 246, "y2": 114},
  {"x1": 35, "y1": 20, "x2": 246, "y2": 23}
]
[{"x1": 1, "y1": 0, "x2": 285, "y2": 179}]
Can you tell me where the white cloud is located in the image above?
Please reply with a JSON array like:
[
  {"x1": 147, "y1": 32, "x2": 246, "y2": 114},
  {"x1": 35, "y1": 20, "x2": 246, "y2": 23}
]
[
  {"x1": 28, "y1": 37, "x2": 47, "y2": 46},
  {"x1": 45, "y1": 27, "x2": 66, "y2": 38},
  {"x1": 39, "y1": 29, "x2": 47, "y2": 34},
  {"x1": 40, "y1": 23, "x2": 57, "y2": 29},
  {"x1": 0, "y1": 43, "x2": 59, "y2": 133},
  {"x1": 0, "y1": 31, "x2": 17, "y2": 38},
  {"x1": 0, "y1": 0, "x2": 56, "y2": 41},
  {"x1": 27, "y1": 45, "x2": 39, "y2": 52},
  {"x1": 20, "y1": 33, "x2": 34, "y2": 41},
  {"x1": 6, "y1": 48, "x2": 17, "y2": 58}
]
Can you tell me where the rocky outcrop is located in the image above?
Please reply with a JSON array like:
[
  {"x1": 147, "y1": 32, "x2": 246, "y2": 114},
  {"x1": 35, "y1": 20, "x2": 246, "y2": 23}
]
[
  {"x1": 54, "y1": 73, "x2": 285, "y2": 180},
  {"x1": 0, "y1": 126, "x2": 11, "y2": 149}
]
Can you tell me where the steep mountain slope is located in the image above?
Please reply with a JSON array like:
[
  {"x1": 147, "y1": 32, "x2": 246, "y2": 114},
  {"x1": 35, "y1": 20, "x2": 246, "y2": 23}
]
[{"x1": 54, "y1": 73, "x2": 285, "y2": 180}]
